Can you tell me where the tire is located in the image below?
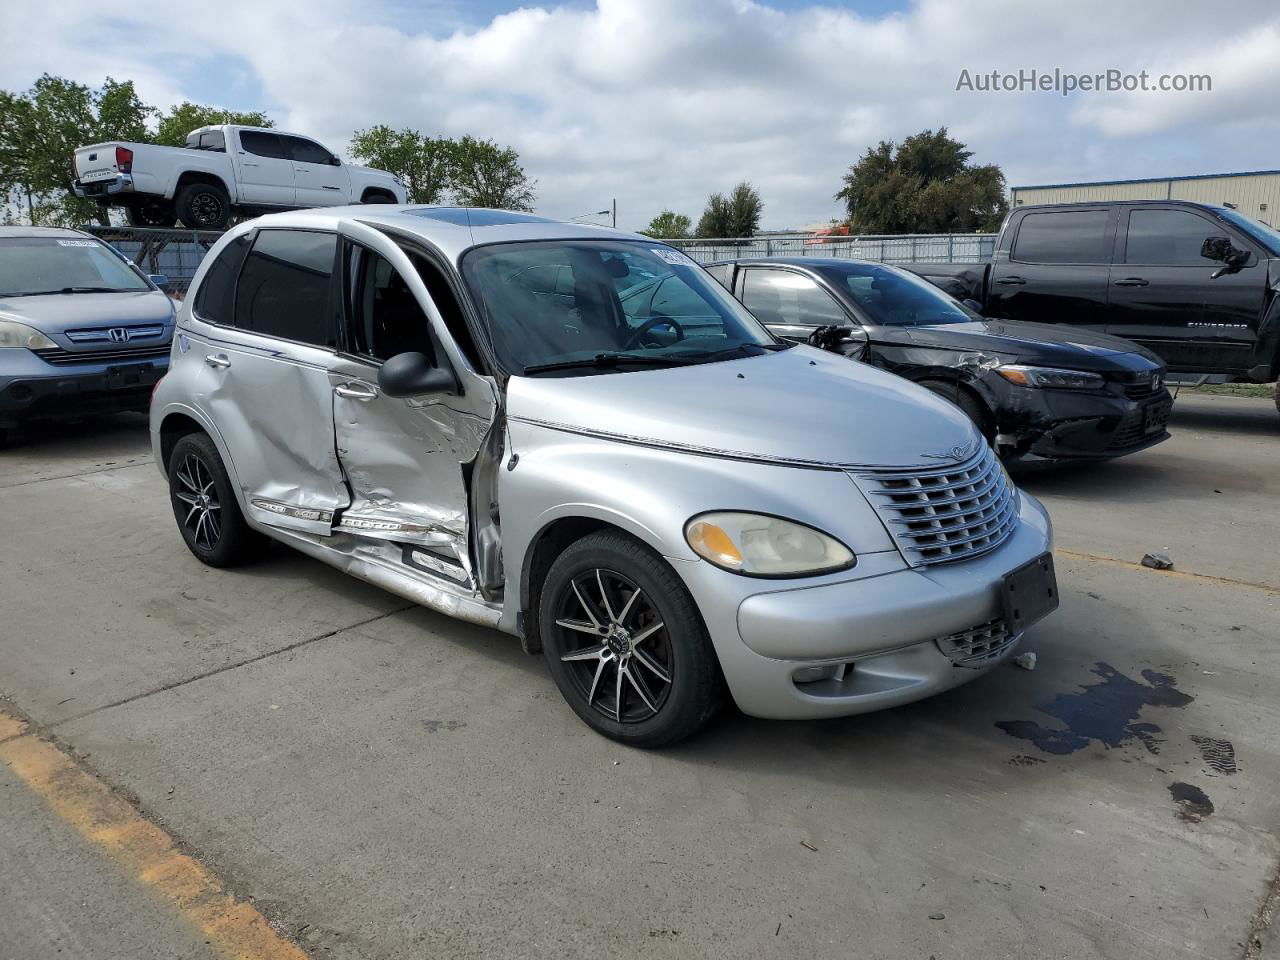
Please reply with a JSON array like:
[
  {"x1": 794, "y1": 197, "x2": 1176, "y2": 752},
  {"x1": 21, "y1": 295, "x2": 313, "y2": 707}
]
[
  {"x1": 918, "y1": 378, "x2": 995, "y2": 444},
  {"x1": 539, "y1": 530, "x2": 724, "y2": 747},
  {"x1": 174, "y1": 182, "x2": 231, "y2": 230},
  {"x1": 125, "y1": 203, "x2": 174, "y2": 227},
  {"x1": 167, "y1": 433, "x2": 267, "y2": 567},
  {"x1": 362, "y1": 191, "x2": 395, "y2": 204}
]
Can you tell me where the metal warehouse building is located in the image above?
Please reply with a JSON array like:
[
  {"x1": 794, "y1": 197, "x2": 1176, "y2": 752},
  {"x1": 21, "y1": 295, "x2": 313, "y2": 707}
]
[{"x1": 1011, "y1": 170, "x2": 1280, "y2": 222}]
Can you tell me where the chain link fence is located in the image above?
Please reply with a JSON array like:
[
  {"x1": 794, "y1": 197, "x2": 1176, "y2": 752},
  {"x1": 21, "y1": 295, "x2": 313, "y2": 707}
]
[
  {"x1": 83, "y1": 225, "x2": 224, "y2": 297},
  {"x1": 79, "y1": 226, "x2": 996, "y2": 295},
  {"x1": 663, "y1": 233, "x2": 995, "y2": 265}
]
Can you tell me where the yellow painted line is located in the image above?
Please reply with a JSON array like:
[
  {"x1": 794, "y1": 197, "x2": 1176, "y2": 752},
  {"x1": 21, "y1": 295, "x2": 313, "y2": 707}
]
[
  {"x1": 1056, "y1": 548, "x2": 1279, "y2": 596},
  {"x1": 0, "y1": 709, "x2": 309, "y2": 960},
  {"x1": 0, "y1": 712, "x2": 28, "y2": 741}
]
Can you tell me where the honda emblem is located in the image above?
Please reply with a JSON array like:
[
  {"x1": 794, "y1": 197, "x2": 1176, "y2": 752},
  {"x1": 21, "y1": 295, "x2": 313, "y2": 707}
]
[{"x1": 107, "y1": 327, "x2": 130, "y2": 343}]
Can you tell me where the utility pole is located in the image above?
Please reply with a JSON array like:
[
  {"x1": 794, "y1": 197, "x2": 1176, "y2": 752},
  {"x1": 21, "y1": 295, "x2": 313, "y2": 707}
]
[{"x1": 611, "y1": 198, "x2": 616, "y2": 229}]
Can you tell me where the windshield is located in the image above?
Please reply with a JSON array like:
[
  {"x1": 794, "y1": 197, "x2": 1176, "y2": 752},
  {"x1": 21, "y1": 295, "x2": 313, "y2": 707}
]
[
  {"x1": 0, "y1": 237, "x2": 151, "y2": 297},
  {"x1": 1215, "y1": 208, "x2": 1280, "y2": 255},
  {"x1": 821, "y1": 263, "x2": 979, "y2": 327},
  {"x1": 461, "y1": 240, "x2": 778, "y2": 375}
]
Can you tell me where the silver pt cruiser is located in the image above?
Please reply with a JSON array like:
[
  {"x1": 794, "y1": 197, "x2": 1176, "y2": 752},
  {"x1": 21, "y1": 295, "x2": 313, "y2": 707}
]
[{"x1": 152, "y1": 206, "x2": 1058, "y2": 745}]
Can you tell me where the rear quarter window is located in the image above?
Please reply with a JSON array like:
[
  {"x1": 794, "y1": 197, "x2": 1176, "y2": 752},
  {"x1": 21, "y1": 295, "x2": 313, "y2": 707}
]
[{"x1": 191, "y1": 234, "x2": 250, "y2": 325}]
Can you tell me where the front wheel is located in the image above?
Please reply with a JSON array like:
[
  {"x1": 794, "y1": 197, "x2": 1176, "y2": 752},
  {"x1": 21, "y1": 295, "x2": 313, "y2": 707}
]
[
  {"x1": 539, "y1": 531, "x2": 724, "y2": 747},
  {"x1": 168, "y1": 433, "x2": 266, "y2": 566},
  {"x1": 917, "y1": 379, "x2": 996, "y2": 445},
  {"x1": 175, "y1": 183, "x2": 231, "y2": 230}
]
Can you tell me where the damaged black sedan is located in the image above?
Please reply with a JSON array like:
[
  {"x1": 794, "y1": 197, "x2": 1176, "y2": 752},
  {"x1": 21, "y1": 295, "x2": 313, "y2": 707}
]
[{"x1": 706, "y1": 257, "x2": 1173, "y2": 466}]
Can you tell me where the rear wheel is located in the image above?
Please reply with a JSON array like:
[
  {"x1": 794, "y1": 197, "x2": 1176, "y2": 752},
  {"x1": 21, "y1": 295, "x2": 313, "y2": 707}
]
[
  {"x1": 918, "y1": 378, "x2": 995, "y2": 444},
  {"x1": 539, "y1": 531, "x2": 724, "y2": 747},
  {"x1": 175, "y1": 182, "x2": 231, "y2": 230},
  {"x1": 125, "y1": 203, "x2": 174, "y2": 227},
  {"x1": 168, "y1": 433, "x2": 266, "y2": 567}
]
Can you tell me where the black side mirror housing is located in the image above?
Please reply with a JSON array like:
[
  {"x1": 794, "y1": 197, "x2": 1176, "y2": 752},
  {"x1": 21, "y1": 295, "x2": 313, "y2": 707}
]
[
  {"x1": 148, "y1": 274, "x2": 170, "y2": 289},
  {"x1": 1202, "y1": 235, "x2": 1249, "y2": 266},
  {"x1": 330, "y1": 156, "x2": 342, "y2": 166},
  {"x1": 961, "y1": 298, "x2": 984, "y2": 314},
  {"x1": 378, "y1": 352, "x2": 456, "y2": 398}
]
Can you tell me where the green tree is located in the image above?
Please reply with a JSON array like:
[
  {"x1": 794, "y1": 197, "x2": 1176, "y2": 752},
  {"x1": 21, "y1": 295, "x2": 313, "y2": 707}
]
[
  {"x1": 641, "y1": 210, "x2": 692, "y2": 238},
  {"x1": 835, "y1": 127, "x2": 1007, "y2": 233},
  {"x1": 696, "y1": 193, "x2": 732, "y2": 238},
  {"x1": 0, "y1": 74, "x2": 152, "y2": 225},
  {"x1": 349, "y1": 125, "x2": 453, "y2": 205},
  {"x1": 450, "y1": 135, "x2": 535, "y2": 210},
  {"x1": 696, "y1": 181, "x2": 762, "y2": 238},
  {"x1": 155, "y1": 103, "x2": 272, "y2": 147}
]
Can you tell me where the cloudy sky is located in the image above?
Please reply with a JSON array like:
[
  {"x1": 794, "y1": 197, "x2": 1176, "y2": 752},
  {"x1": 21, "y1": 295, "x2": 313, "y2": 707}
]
[{"x1": 5, "y1": 0, "x2": 1280, "y2": 229}]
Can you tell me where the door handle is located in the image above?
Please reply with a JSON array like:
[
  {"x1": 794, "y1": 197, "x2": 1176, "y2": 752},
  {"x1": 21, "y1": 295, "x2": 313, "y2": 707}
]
[
  {"x1": 204, "y1": 354, "x2": 231, "y2": 369},
  {"x1": 294, "y1": 167, "x2": 309, "y2": 173},
  {"x1": 1113, "y1": 277, "x2": 1149, "y2": 287},
  {"x1": 241, "y1": 160, "x2": 259, "y2": 167},
  {"x1": 995, "y1": 276, "x2": 1026, "y2": 285},
  {"x1": 334, "y1": 382, "x2": 378, "y2": 400}
]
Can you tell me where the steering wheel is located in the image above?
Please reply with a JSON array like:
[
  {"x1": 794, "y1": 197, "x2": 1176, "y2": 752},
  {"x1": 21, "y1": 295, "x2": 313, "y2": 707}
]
[{"x1": 623, "y1": 315, "x2": 685, "y2": 350}]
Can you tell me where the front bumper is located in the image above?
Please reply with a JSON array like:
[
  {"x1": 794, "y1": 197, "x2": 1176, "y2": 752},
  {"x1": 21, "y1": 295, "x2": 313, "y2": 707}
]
[
  {"x1": 986, "y1": 378, "x2": 1174, "y2": 463},
  {"x1": 0, "y1": 358, "x2": 167, "y2": 426},
  {"x1": 678, "y1": 492, "x2": 1054, "y2": 720},
  {"x1": 72, "y1": 174, "x2": 134, "y2": 199}
]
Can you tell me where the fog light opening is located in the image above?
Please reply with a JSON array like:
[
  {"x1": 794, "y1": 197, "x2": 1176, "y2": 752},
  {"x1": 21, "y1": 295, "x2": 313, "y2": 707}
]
[{"x1": 793, "y1": 662, "x2": 852, "y2": 686}]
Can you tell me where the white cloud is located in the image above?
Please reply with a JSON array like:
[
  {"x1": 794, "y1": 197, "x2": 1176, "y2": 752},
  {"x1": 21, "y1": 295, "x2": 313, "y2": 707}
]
[{"x1": 4, "y1": 0, "x2": 1280, "y2": 229}]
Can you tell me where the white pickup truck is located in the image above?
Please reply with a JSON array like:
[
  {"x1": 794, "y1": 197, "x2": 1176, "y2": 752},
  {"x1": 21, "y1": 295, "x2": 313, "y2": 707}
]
[{"x1": 72, "y1": 125, "x2": 406, "y2": 230}]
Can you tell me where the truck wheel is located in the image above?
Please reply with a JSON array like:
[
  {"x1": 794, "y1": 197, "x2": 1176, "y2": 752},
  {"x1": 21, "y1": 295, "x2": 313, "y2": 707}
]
[
  {"x1": 917, "y1": 379, "x2": 996, "y2": 444},
  {"x1": 175, "y1": 183, "x2": 231, "y2": 230},
  {"x1": 361, "y1": 190, "x2": 395, "y2": 204},
  {"x1": 168, "y1": 433, "x2": 267, "y2": 567},
  {"x1": 539, "y1": 530, "x2": 725, "y2": 747},
  {"x1": 125, "y1": 203, "x2": 174, "y2": 227}
]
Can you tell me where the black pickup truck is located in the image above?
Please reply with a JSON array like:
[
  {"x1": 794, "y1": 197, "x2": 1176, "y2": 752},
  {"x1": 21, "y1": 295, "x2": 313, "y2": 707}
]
[{"x1": 905, "y1": 200, "x2": 1280, "y2": 396}]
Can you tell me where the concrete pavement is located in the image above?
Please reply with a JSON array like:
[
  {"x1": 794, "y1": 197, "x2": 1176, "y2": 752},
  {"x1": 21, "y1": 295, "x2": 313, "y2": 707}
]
[{"x1": 2, "y1": 396, "x2": 1278, "y2": 959}]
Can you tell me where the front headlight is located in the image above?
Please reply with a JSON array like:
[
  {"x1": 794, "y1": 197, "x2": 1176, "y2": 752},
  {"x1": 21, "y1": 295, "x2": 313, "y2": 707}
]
[
  {"x1": 0, "y1": 319, "x2": 57, "y2": 350},
  {"x1": 685, "y1": 511, "x2": 856, "y2": 577},
  {"x1": 995, "y1": 364, "x2": 1104, "y2": 390}
]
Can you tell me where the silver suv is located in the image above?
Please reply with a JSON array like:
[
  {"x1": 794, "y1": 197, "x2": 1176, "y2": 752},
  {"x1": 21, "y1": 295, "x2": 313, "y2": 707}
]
[{"x1": 152, "y1": 206, "x2": 1058, "y2": 745}]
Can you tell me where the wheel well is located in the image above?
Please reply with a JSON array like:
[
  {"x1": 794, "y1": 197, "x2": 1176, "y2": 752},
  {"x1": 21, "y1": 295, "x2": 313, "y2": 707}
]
[
  {"x1": 159, "y1": 413, "x2": 206, "y2": 470},
  {"x1": 914, "y1": 376, "x2": 995, "y2": 438},
  {"x1": 519, "y1": 517, "x2": 618, "y2": 654},
  {"x1": 174, "y1": 172, "x2": 230, "y2": 197},
  {"x1": 361, "y1": 187, "x2": 396, "y2": 203}
]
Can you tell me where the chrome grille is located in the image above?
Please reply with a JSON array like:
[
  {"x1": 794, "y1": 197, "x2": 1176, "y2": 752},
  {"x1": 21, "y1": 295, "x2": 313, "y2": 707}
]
[
  {"x1": 64, "y1": 324, "x2": 166, "y2": 344},
  {"x1": 33, "y1": 344, "x2": 170, "y2": 366},
  {"x1": 936, "y1": 617, "x2": 1016, "y2": 665},
  {"x1": 854, "y1": 444, "x2": 1018, "y2": 566}
]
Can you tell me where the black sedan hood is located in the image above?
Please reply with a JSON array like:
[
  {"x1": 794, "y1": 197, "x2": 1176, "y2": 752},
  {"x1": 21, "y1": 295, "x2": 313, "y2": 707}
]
[{"x1": 883, "y1": 320, "x2": 1163, "y2": 372}]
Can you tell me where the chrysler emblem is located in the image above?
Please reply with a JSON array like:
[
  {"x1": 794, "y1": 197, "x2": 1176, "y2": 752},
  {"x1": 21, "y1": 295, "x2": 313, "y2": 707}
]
[
  {"x1": 107, "y1": 327, "x2": 130, "y2": 343},
  {"x1": 922, "y1": 442, "x2": 973, "y2": 463}
]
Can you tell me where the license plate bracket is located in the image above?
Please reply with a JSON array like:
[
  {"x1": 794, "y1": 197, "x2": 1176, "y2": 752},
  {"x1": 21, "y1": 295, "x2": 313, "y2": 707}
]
[
  {"x1": 1143, "y1": 400, "x2": 1170, "y2": 435},
  {"x1": 1002, "y1": 552, "x2": 1059, "y2": 634},
  {"x1": 106, "y1": 362, "x2": 152, "y2": 389}
]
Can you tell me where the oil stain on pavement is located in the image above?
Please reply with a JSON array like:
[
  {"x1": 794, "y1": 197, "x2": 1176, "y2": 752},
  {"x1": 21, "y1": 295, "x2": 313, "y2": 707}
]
[
  {"x1": 1168, "y1": 782, "x2": 1215, "y2": 821},
  {"x1": 995, "y1": 662, "x2": 1193, "y2": 755}
]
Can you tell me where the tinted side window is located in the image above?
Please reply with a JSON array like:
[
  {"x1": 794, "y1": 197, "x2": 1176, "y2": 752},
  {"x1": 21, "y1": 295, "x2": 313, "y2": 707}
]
[
  {"x1": 1125, "y1": 209, "x2": 1218, "y2": 265},
  {"x1": 192, "y1": 234, "x2": 250, "y2": 326},
  {"x1": 198, "y1": 131, "x2": 225, "y2": 152},
  {"x1": 703, "y1": 263, "x2": 733, "y2": 289},
  {"x1": 239, "y1": 131, "x2": 286, "y2": 160},
  {"x1": 234, "y1": 230, "x2": 337, "y2": 346},
  {"x1": 740, "y1": 269, "x2": 847, "y2": 326},
  {"x1": 283, "y1": 136, "x2": 333, "y2": 165},
  {"x1": 1013, "y1": 210, "x2": 1111, "y2": 264},
  {"x1": 346, "y1": 248, "x2": 436, "y2": 363}
]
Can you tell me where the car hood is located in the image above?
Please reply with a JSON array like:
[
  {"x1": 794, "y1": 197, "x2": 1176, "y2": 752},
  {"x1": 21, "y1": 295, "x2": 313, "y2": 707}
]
[
  {"x1": 506, "y1": 345, "x2": 980, "y2": 470},
  {"x1": 0, "y1": 289, "x2": 174, "y2": 334},
  {"x1": 889, "y1": 319, "x2": 1163, "y2": 371}
]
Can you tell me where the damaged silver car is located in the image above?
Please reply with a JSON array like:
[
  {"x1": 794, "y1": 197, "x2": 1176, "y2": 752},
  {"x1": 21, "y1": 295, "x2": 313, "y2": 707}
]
[{"x1": 152, "y1": 206, "x2": 1058, "y2": 745}]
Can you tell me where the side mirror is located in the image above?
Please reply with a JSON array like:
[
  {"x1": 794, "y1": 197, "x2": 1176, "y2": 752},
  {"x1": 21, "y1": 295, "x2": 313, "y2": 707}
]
[
  {"x1": 1201, "y1": 236, "x2": 1249, "y2": 266},
  {"x1": 961, "y1": 298, "x2": 984, "y2": 314},
  {"x1": 378, "y1": 352, "x2": 456, "y2": 398},
  {"x1": 149, "y1": 274, "x2": 170, "y2": 289},
  {"x1": 329, "y1": 156, "x2": 342, "y2": 166}
]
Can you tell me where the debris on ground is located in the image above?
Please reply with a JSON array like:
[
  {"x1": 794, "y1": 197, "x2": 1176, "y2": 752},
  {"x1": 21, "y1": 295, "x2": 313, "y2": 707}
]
[
  {"x1": 1141, "y1": 552, "x2": 1174, "y2": 570},
  {"x1": 928, "y1": 913, "x2": 946, "y2": 920},
  {"x1": 800, "y1": 840, "x2": 817, "y2": 852},
  {"x1": 1013, "y1": 652, "x2": 1037, "y2": 671}
]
